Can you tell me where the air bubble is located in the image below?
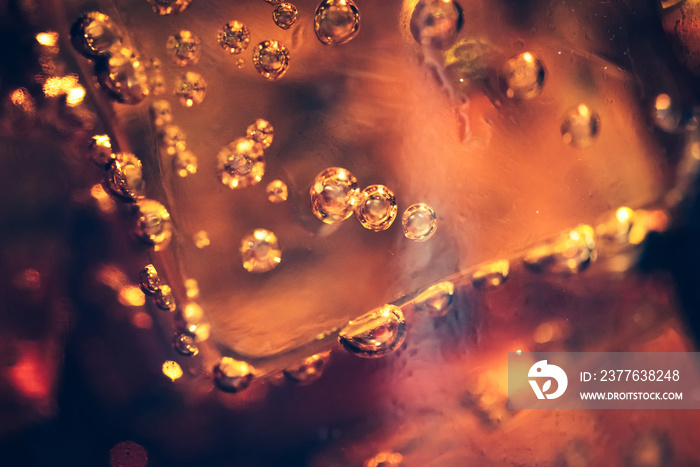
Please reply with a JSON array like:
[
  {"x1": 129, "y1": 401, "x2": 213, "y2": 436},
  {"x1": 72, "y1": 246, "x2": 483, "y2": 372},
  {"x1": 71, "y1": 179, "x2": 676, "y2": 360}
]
[
  {"x1": 139, "y1": 264, "x2": 161, "y2": 295},
  {"x1": 524, "y1": 225, "x2": 596, "y2": 274},
  {"x1": 310, "y1": 167, "x2": 360, "y2": 224},
  {"x1": 273, "y1": 3, "x2": 299, "y2": 30},
  {"x1": 134, "y1": 199, "x2": 173, "y2": 251},
  {"x1": 247, "y1": 119, "x2": 274, "y2": 149},
  {"x1": 314, "y1": 0, "x2": 360, "y2": 46},
  {"x1": 338, "y1": 304, "x2": 406, "y2": 358},
  {"x1": 88, "y1": 134, "x2": 114, "y2": 167},
  {"x1": 414, "y1": 281, "x2": 454, "y2": 317},
  {"x1": 266, "y1": 180, "x2": 289, "y2": 203},
  {"x1": 284, "y1": 351, "x2": 330, "y2": 383},
  {"x1": 240, "y1": 229, "x2": 282, "y2": 273},
  {"x1": 155, "y1": 284, "x2": 176, "y2": 311},
  {"x1": 167, "y1": 30, "x2": 201, "y2": 66},
  {"x1": 150, "y1": 100, "x2": 173, "y2": 128},
  {"x1": 252, "y1": 41, "x2": 290, "y2": 80},
  {"x1": 355, "y1": 185, "x2": 398, "y2": 231},
  {"x1": 107, "y1": 153, "x2": 145, "y2": 200},
  {"x1": 173, "y1": 150, "x2": 198, "y2": 177},
  {"x1": 71, "y1": 12, "x2": 123, "y2": 57},
  {"x1": 159, "y1": 125, "x2": 186, "y2": 155},
  {"x1": 213, "y1": 357, "x2": 255, "y2": 393},
  {"x1": 471, "y1": 260, "x2": 510, "y2": 289},
  {"x1": 173, "y1": 332, "x2": 199, "y2": 357},
  {"x1": 216, "y1": 137, "x2": 265, "y2": 189},
  {"x1": 174, "y1": 71, "x2": 206, "y2": 107},
  {"x1": 402, "y1": 203, "x2": 437, "y2": 241},
  {"x1": 96, "y1": 47, "x2": 150, "y2": 104},
  {"x1": 218, "y1": 21, "x2": 251, "y2": 55},
  {"x1": 501, "y1": 52, "x2": 545, "y2": 99},
  {"x1": 410, "y1": 0, "x2": 463, "y2": 50},
  {"x1": 561, "y1": 104, "x2": 600, "y2": 148},
  {"x1": 147, "y1": 0, "x2": 192, "y2": 16}
]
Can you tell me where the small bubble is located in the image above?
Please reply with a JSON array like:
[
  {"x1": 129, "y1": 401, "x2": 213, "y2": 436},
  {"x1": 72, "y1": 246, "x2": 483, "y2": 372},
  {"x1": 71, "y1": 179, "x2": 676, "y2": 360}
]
[
  {"x1": 246, "y1": 119, "x2": 274, "y2": 149},
  {"x1": 174, "y1": 71, "x2": 206, "y2": 107},
  {"x1": 240, "y1": 228, "x2": 282, "y2": 273},
  {"x1": 252, "y1": 40, "x2": 290, "y2": 80},
  {"x1": 88, "y1": 134, "x2": 114, "y2": 167},
  {"x1": 402, "y1": 203, "x2": 437, "y2": 241},
  {"x1": 410, "y1": 0, "x2": 463, "y2": 50},
  {"x1": 173, "y1": 150, "x2": 198, "y2": 177},
  {"x1": 134, "y1": 199, "x2": 173, "y2": 251},
  {"x1": 310, "y1": 167, "x2": 360, "y2": 224},
  {"x1": 107, "y1": 153, "x2": 145, "y2": 200},
  {"x1": 284, "y1": 351, "x2": 330, "y2": 384},
  {"x1": 218, "y1": 21, "x2": 251, "y2": 55},
  {"x1": 147, "y1": 0, "x2": 192, "y2": 15},
  {"x1": 193, "y1": 230, "x2": 211, "y2": 248},
  {"x1": 150, "y1": 99, "x2": 173, "y2": 128},
  {"x1": 501, "y1": 52, "x2": 545, "y2": 99},
  {"x1": 338, "y1": 304, "x2": 406, "y2": 358},
  {"x1": 162, "y1": 360, "x2": 183, "y2": 381},
  {"x1": 167, "y1": 30, "x2": 201, "y2": 66},
  {"x1": 71, "y1": 12, "x2": 123, "y2": 57},
  {"x1": 414, "y1": 281, "x2": 454, "y2": 317},
  {"x1": 217, "y1": 137, "x2": 265, "y2": 189},
  {"x1": 173, "y1": 332, "x2": 199, "y2": 356},
  {"x1": 524, "y1": 224, "x2": 596, "y2": 274},
  {"x1": 236, "y1": 58, "x2": 245, "y2": 69},
  {"x1": 273, "y1": 3, "x2": 299, "y2": 30},
  {"x1": 472, "y1": 260, "x2": 510, "y2": 289},
  {"x1": 96, "y1": 47, "x2": 150, "y2": 104},
  {"x1": 139, "y1": 264, "x2": 161, "y2": 295},
  {"x1": 155, "y1": 284, "x2": 176, "y2": 311},
  {"x1": 213, "y1": 357, "x2": 255, "y2": 393},
  {"x1": 561, "y1": 104, "x2": 600, "y2": 148},
  {"x1": 159, "y1": 124, "x2": 187, "y2": 154},
  {"x1": 109, "y1": 441, "x2": 148, "y2": 467},
  {"x1": 314, "y1": 0, "x2": 360, "y2": 46},
  {"x1": 266, "y1": 180, "x2": 289, "y2": 203},
  {"x1": 355, "y1": 185, "x2": 398, "y2": 231}
]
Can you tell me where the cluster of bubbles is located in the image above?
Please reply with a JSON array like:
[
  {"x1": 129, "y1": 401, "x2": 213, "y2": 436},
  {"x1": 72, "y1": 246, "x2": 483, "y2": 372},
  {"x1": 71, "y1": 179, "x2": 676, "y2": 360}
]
[
  {"x1": 217, "y1": 119, "x2": 274, "y2": 189},
  {"x1": 409, "y1": 0, "x2": 601, "y2": 146},
  {"x1": 150, "y1": 100, "x2": 198, "y2": 177},
  {"x1": 309, "y1": 167, "x2": 438, "y2": 240},
  {"x1": 214, "y1": 119, "x2": 287, "y2": 273},
  {"x1": 71, "y1": 12, "x2": 149, "y2": 104},
  {"x1": 87, "y1": 134, "x2": 174, "y2": 251}
]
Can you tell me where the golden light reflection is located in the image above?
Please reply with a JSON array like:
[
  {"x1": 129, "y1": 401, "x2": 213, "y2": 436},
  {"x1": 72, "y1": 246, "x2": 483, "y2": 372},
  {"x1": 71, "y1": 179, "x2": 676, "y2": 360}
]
[
  {"x1": 363, "y1": 451, "x2": 403, "y2": 467},
  {"x1": 118, "y1": 285, "x2": 146, "y2": 307},
  {"x1": 185, "y1": 278, "x2": 199, "y2": 299},
  {"x1": 43, "y1": 76, "x2": 77, "y2": 97},
  {"x1": 655, "y1": 93, "x2": 672, "y2": 111},
  {"x1": 90, "y1": 183, "x2": 117, "y2": 213},
  {"x1": 66, "y1": 85, "x2": 86, "y2": 106},
  {"x1": 162, "y1": 360, "x2": 183, "y2": 381},
  {"x1": 193, "y1": 230, "x2": 210, "y2": 248},
  {"x1": 36, "y1": 31, "x2": 59, "y2": 47},
  {"x1": 10, "y1": 88, "x2": 36, "y2": 115}
]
